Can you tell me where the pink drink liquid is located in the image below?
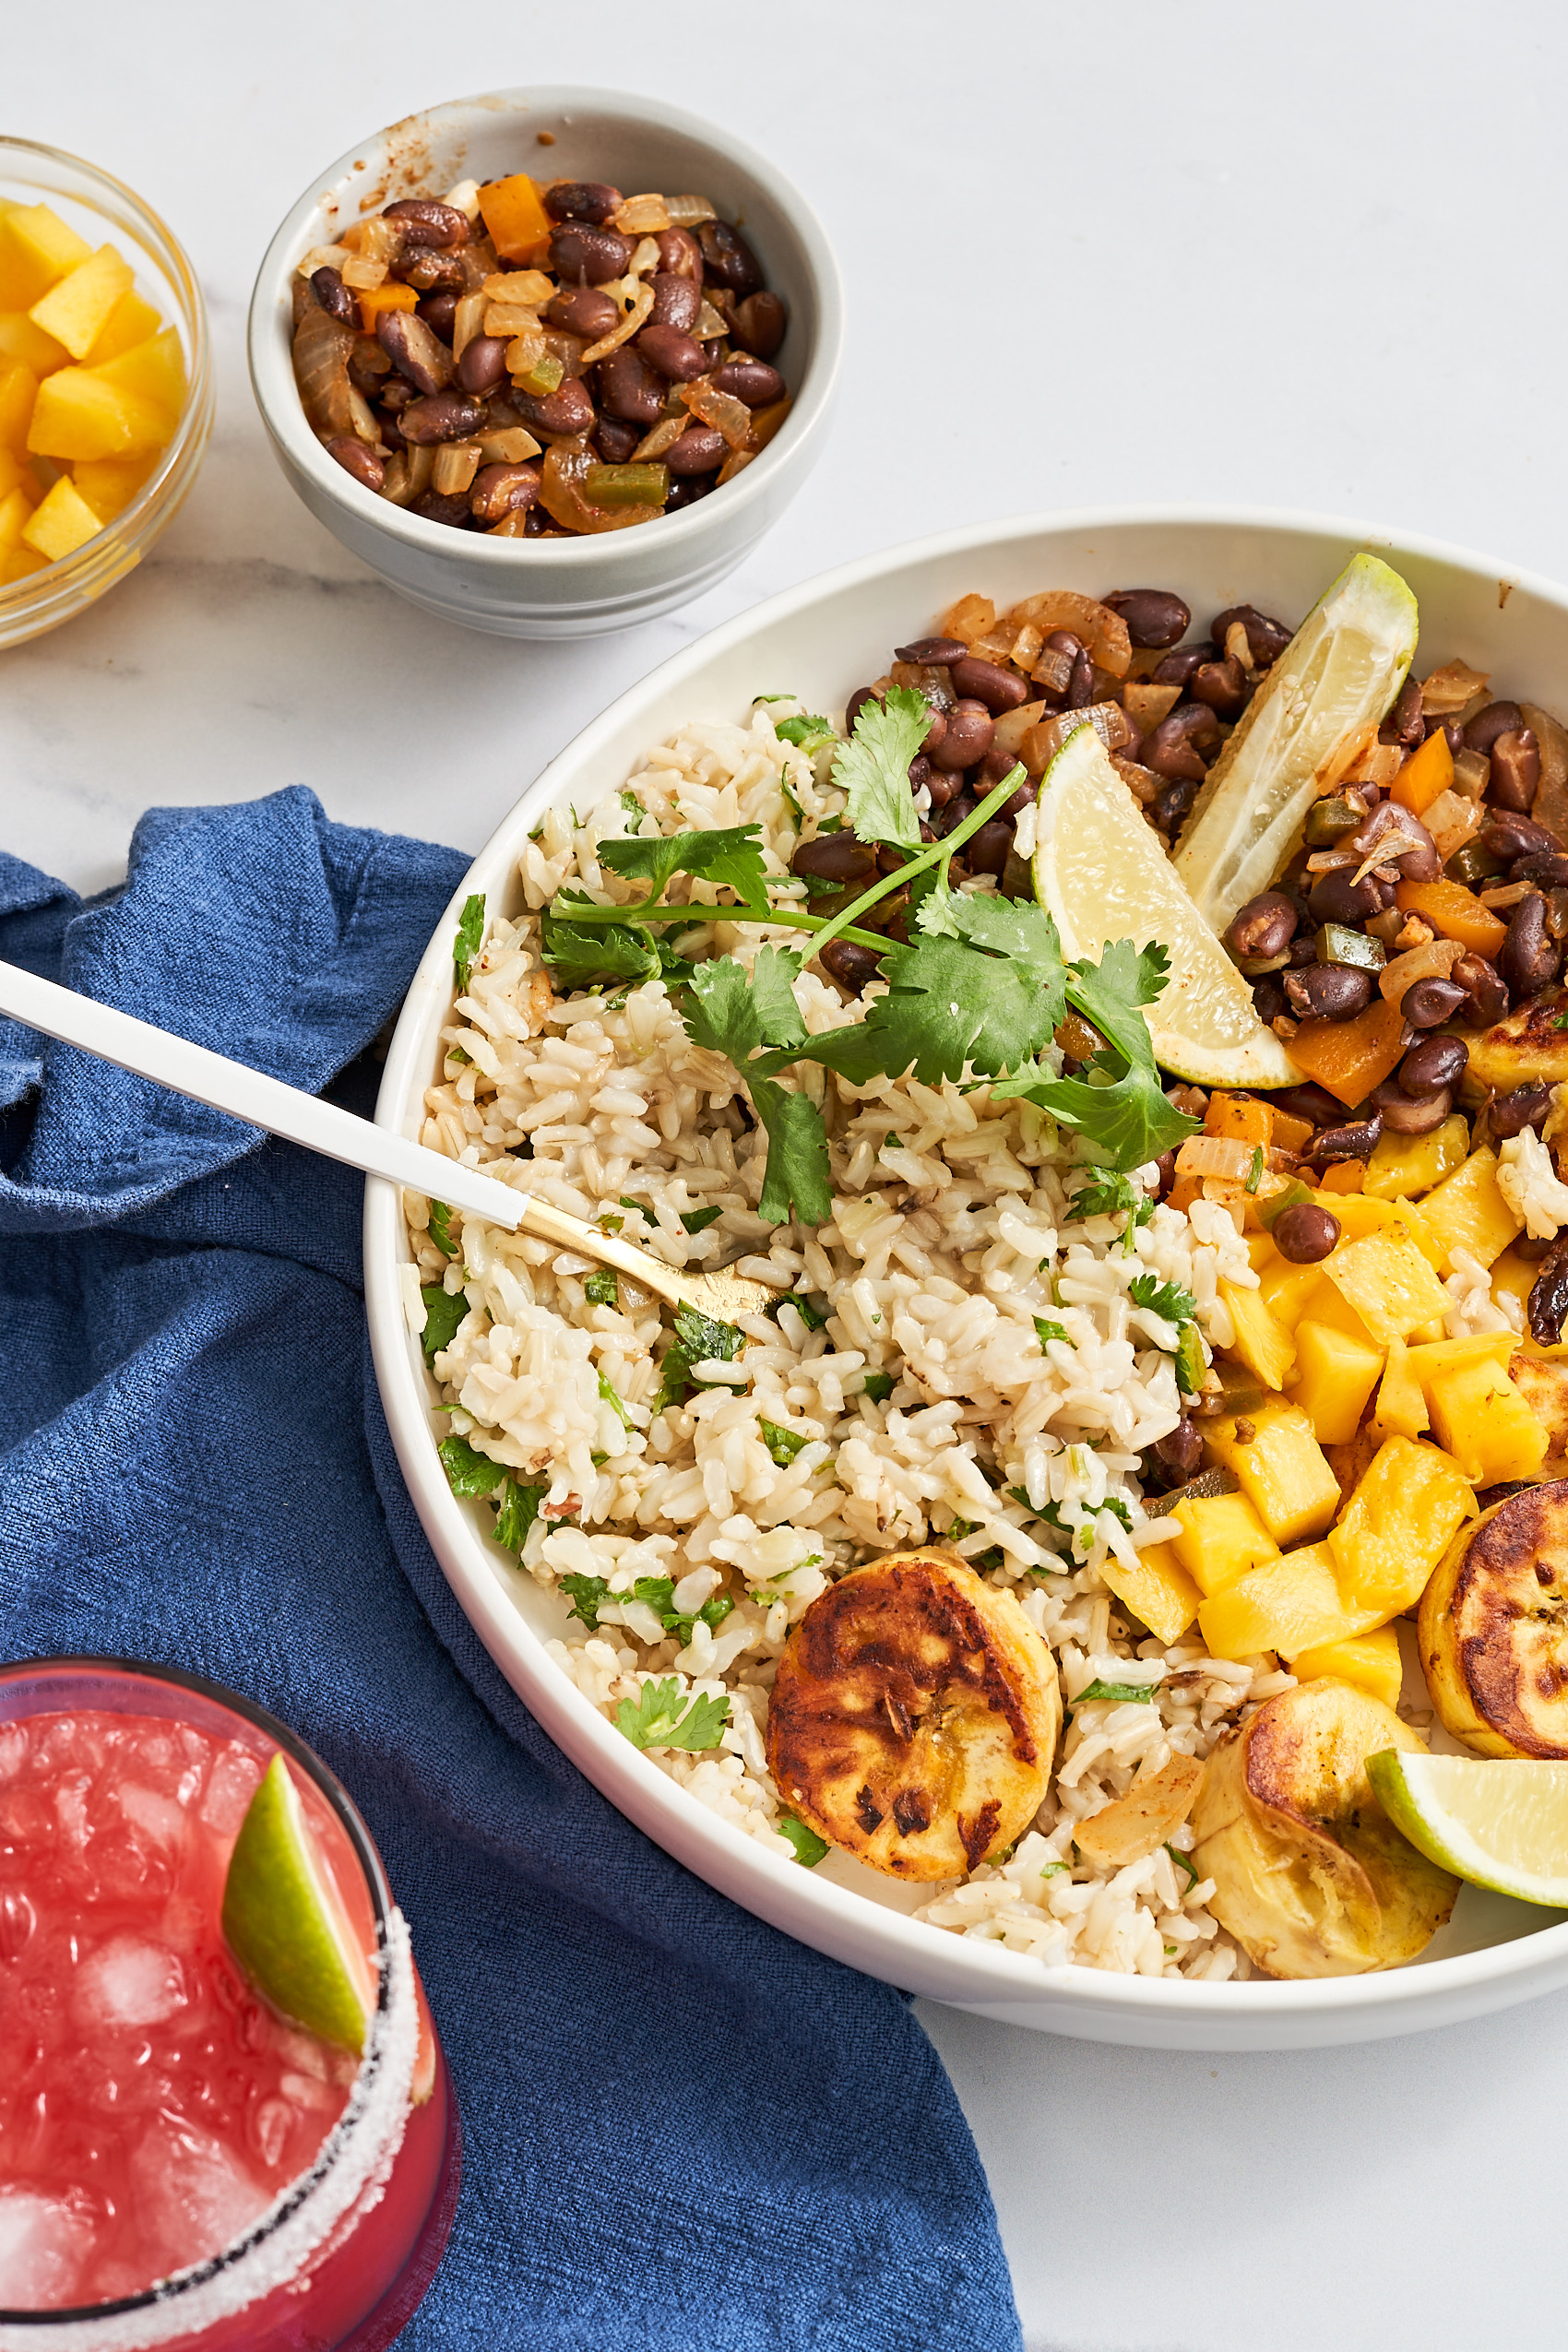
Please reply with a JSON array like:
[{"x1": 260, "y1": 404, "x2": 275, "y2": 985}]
[{"x1": 0, "y1": 1688, "x2": 457, "y2": 2346}]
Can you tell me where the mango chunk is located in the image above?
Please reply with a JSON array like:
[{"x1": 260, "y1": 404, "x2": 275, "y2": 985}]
[
  {"x1": 1169, "y1": 1491, "x2": 1279, "y2": 1596},
  {"x1": 1323, "y1": 1221, "x2": 1451, "y2": 1347},
  {"x1": 19, "y1": 474, "x2": 102, "y2": 563},
  {"x1": 1098, "y1": 1540, "x2": 1201, "y2": 1647},
  {"x1": 0, "y1": 545, "x2": 48, "y2": 584},
  {"x1": 0, "y1": 360, "x2": 39, "y2": 451},
  {"x1": 1417, "y1": 1146, "x2": 1522, "y2": 1274},
  {"x1": 0, "y1": 308, "x2": 68, "y2": 374},
  {"x1": 83, "y1": 287, "x2": 162, "y2": 365},
  {"x1": 1258, "y1": 1252, "x2": 1333, "y2": 1334},
  {"x1": 1290, "y1": 1320, "x2": 1384, "y2": 1447},
  {"x1": 1363, "y1": 1114, "x2": 1470, "y2": 1202},
  {"x1": 1217, "y1": 1279, "x2": 1296, "y2": 1391},
  {"x1": 1289, "y1": 1624, "x2": 1404, "y2": 1711},
  {"x1": 1427, "y1": 1356, "x2": 1549, "y2": 1485},
  {"x1": 92, "y1": 327, "x2": 185, "y2": 425},
  {"x1": 1203, "y1": 1402, "x2": 1342, "y2": 1547},
  {"x1": 1198, "y1": 1541, "x2": 1384, "y2": 1662},
  {"x1": 1374, "y1": 1336, "x2": 1429, "y2": 1441},
  {"x1": 0, "y1": 204, "x2": 92, "y2": 309},
  {"x1": 71, "y1": 451, "x2": 157, "y2": 520},
  {"x1": 29, "y1": 244, "x2": 134, "y2": 360},
  {"x1": 27, "y1": 365, "x2": 167, "y2": 457},
  {"x1": 1327, "y1": 1435, "x2": 1475, "y2": 1616},
  {"x1": 0, "y1": 484, "x2": 35, "y2": 549}
]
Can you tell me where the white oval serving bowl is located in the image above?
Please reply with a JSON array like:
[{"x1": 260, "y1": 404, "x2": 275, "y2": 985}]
[
  {"x1": 247, "y1": 87, "x2": 842, "y2": 640},
  {"x1": 367, "y1": 505, "x2": 1568, "y2": 2048}
]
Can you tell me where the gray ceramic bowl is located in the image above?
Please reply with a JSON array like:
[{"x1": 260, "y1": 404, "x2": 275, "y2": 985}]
[{"x1": 247, "y1": 87, "x2": 843, "y2": 640}]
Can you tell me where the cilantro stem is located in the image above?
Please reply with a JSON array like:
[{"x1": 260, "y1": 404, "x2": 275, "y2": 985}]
[
  {"x1": 549, "y1": 898, "x2": 892, "y2": 955},
  {"x1": 805, "y1": 764, "x2": 1029, "y2": 965}
]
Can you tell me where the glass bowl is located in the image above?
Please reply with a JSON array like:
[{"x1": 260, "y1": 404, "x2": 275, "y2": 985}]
[{"x1": 0, "y1": 138, "x2": 213, "y2": 651}]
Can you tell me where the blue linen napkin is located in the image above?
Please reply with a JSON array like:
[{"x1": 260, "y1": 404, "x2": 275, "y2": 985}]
[{"x1": 0, "y1": 787, "x2": 1022, "y2": 2352}]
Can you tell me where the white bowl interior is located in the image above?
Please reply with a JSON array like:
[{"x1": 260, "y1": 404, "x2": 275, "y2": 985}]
[{"x1": 368, "y1": 506, "x2": 1568, "y2": 2047}]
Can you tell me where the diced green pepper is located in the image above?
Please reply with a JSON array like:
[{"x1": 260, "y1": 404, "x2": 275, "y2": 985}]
[
  {"x1": 1314, "y1": 922, "x2": 1385, "y2": 971},
  {"x1": 517, "y1": 352, "x2": 564, "y2": 397},
  {"x1": 1302, "y1": 795, "x2": 1365, "y2": 847},
  {"x1": 1174, "y1": 1323, "x2": 1206, "y2": 1396},
  {"x1": 1445, "y1": 841, "x2": 1508, "y2": 888},
  {"x1": 584, "y1": 462, "x2": 671, "y2": 509},
  {"x1": 1255, "y1": 1178, "x2": 1314, "y2": 1230}
]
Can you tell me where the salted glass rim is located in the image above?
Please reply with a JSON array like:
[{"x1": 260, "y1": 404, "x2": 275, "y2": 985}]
[{"x1": 0, "y1": 1654, "x2": 403, "y2": 2332}]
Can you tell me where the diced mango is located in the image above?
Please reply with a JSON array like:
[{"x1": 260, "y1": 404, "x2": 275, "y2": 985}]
[
  {"x1": 1198, "y1": 1541, "x2": 1384, "y2": 1662},
  {"x1": 1427, "y1": 1356, "x2": 1550, "y2": 1485},
  {"x1": 478, "y1": 172, "x2": 553, "y2": 262},
  {"x1": 0, "y1": 445, "x2": 35, "y2": 499},
  {"x1": 0, "y1": 484, "x2": 35, "y2": 549},
  {"x1": 19, "y1": 475, "x2": 102, "y2": 563},
  {"x1": 1289, "y1": 1624, "x2": 1405, "y2": 1711},
  {"x1": 1290, "y1": 1320, "x2": 1384, "y2": 1446},
  {"x1": 27, "y1": 366, "x2": 167, "y2": 458},
  {"x1": 91, "y1": 327, "x2": 185, "y2": 426},
  {"x1": 1491, "y1": 1244, "x2": 1539, "y2": 1321},
  {"x1": 1169, "y1": 1491, "x2": 1280, "y2": 1595},
  {"x1": 1323, "y1": 1222, "x2": 1451, "y2": 1347},
  {"x1": 1363, "y1": 1114, "x2": 1470, "y2": 1202},
  {"x1": 0, "y1": 545, "x2": 49, "y2": 583},
  {"x1": 1296, "y1": 1274, "x2": 1381, "y2": 1348},
  {"x1": 29, "y1": 244, "x2": 134, "y2": 361},
  {"x1": 1405, "y1": 1329, "x2": 1518, "y2": 1399},
  {"x1": 1098, "y1": 1540, "x2": 1202, "y2": 1647},
  {"x1": 1203, "y1": 1402, "x2": 1342, "y2": 1547},
  {"x1": 1259, "y1": 1252, "x2": 1336, "y2": 1333},
  {"x1": 0, "y1": 360, "x2": 39, "y2": 451},
  {"x1": 82, "y1": 287, "x2": 161, "y2": 365},
  {"x1": 1327, "y1": 1435, "x2": 1475, "y2": 1615},
  {"x1": 70, "y1": 452, "x2": 158, "y2": 520},
  {"x1": 1217, "y1": 1280, "x2": 1296, "y2": 1391},
  {"x1": 1417, "y1": 1146, "x2": 1523, "y2": 1274},
  {"x1": 1374, "y1": 1336, "x2": 1429, "y2": 1441},
  {"x1": 1391, "y1": 725, "x2": 1454, "y2": 814},
  {"x1": 0, "y1": 204, "x2": 93, "y2": 309},
  {"x1": 0, "y1": 308, "x2": 68, "y2": 374},
  {"x1": 1319, "y1": 1159, "x2": 1365, "y2": 1194}
]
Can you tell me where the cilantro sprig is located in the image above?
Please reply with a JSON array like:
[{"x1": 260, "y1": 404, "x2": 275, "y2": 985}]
[{"x1": 614, "y1": 1678, "x2": 731, "y2": 1752}]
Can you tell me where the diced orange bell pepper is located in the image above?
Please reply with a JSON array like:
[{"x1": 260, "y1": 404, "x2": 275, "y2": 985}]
[
  {"x1": 356, "y1": 281, "x2": 418, "y2": 332},
  {"x1": 1284, "y1": 994, "x2": 1408, "y2": 1110},
  {"x1": 478, "y1": 174, "x2": 553, "y2": 263},
  {"x1": 1205, "y1": 1092, "x2": 1274, "y2": 1148},
  {"x1": 1391, "y1": 727, "x2": 1455, "y2": 815},
  {"x1": 1269, "y1": 1107, "x2": 1315, "y2": 1156},
  {"x1": 1168, "y1": 1173, "x2": 1204, "y2": 1214},
  {"x1": 1320, "y1": 1158, "x2": 1366, "y2": 1194},
  {"x1": 1394, "y1": 878, "x2": 1508, "y2": 959}
]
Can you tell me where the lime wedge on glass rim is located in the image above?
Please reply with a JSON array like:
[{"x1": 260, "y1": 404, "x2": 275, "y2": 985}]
[
  {"x1": 1171, "y1": 552, "x2": 1420, "y2": 935},
  {"x1": 221, "y1": 1752, "x2": 376, "y2": 2053},
  {"x1": 1367, "y1": 1750, "x2": 1568, "y2": 1909},
  {"x1": 1030, "y1": 721, "x2": 1301, "y2": 1088}
]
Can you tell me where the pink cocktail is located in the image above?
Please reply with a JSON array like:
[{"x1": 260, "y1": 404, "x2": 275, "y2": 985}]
[{"x1": 0, "y1": 1659, "x2": 460, "y2": 2349}]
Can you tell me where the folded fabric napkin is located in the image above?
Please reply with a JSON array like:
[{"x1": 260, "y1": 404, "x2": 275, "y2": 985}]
[{"x1": 0, "y1": 788, "x2": 1021, "y2": 2352}]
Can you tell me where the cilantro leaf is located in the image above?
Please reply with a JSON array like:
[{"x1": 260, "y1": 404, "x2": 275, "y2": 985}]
[
  {"x1": 774, "y1": 713, "x2": 836, "y2": 752},
  {"x1": 804, "y1": 911, "x2": 1064, "y2": 1089},
  {"x1": 1033, "y1": 1316, "x2": 1068, "y2": 1348},
  {"x1": 995, "y1": 940, "x2": 1199, "y2": 1172},
  {"x1": 583, "y1": 1268, "x2": 619, "y2": 1305},
  {"x1": 540, "y1": 911, "x2": 664, "y2": 992},
  {"x1": 747, "y1": 945, "x2": 809, "y2": 1051},
  {"x1": 1068, "y1": 1170, "x2": 1153, "y2": 1228},
  {"x1": 453, "y1": 893, "x2": 485, "y2": 992},
  {"x1": 1075, "y1": 1678, "x2": 1161, "y2": 1705},
  {"x1": 830, "y1": 684, "x2": 928, "y2": 853},
  {"x1": 614, "y1": 1677, "x2": 731, "y2": 1752},
  {"x1": 420, "y1": 1285, "x2": 468, "y2": 1360},
  {"x1": 599, "y1": 824, "x2": 769, "y2": 908},
  {"x1": 655, "y1": 1302, "x2": 745, "y2": 1411},
  {"x1": 438, "y1": 1435, "x2": 507, "y2": 1499},
  {"x1": 861, "y1": 1371, "x2": 896, "y2": 1401},
  {"x1": 428, "y1": 1202, "x2": 459, "y2": 1259},
  {"x1": 681, "y1": 1206, "x2": 722, "y2": 1234},
  {"x1": 752, "y1": 1076, "x2": 834, "y2": 1227},
  {"x1": 778, "y1": 1813, "x2": 830, "y2": 1865},
  {"x1": 560, "y1": 1574, "x2": 732, "y2": 1639},
  {"x1": 760, "y1": 1419, "x2": 810, "y2": 1466},
  {"x1": 683, "y1": 954, "x2": 832, "y2": 1226},
  {"x1": 1127, "y1": 1274, "x2": 1198, "y2": 1327},
  {"x1": 494, "y1": 1477, "x2": 546, "y2": 1550}
]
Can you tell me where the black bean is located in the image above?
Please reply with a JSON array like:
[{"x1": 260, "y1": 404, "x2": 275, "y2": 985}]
[
  {"x1": 1144, "y1": 706, "x2": 1216, "y2": 785},
  {"x1": 666, "y1": 472, "x2": 717, "y2": 512},
  {"x1": 1513, "y1": 853, "x2": 1568, "y2": 891},
  {"x1": 1465, "y1": 699, "x2": 1525, "y2": 754},
  {"x1": 656, "y1": 227, "x2": 703, "y2": 279},
  {"x1": 1288, "y1": 935, "x2": 1318, "y2": 966},
  {"x1": 1154, "y1": 778, "x2": 1199, "y2": 832},
  {"x1": 1347, "y1": 798, "x2": 1441, "y2": 881},
  {"x1": 1285, "y1": 964, "x2": 1372, "y2": 1020},
  {"x1": 819, "y1": 938, "x2": 885, "y2": 992},
  {"x1": 1370, "y1": 1077, "x2": 1454, "y2": 1134},
  {"x1": 398, "y1": 390, "x2": 485, "y2": 444},
  {"x1": 896, "y1": 636, "x2": 967, "y2": 665},
  {"x1": 1271, "y1": 1081, "x2": 1350, "y2": 1129},
  {"x1": 925, "y1": 768, "x2": 959, "y2": 810},
  {"x1": 711, "y1": 356, "x2": 785, "y2": 406},
  {"x1": 1102, "y1": 588, "x2": 1191, "y2": 649},
  {"x1": 1528, "y1": 1240, "x2": 1568, "y2": 1347},
  {"x1": 949, "y1": 656, "x2": 1029, "y2": 713},
  {"x1": 1401, "y1": 976, "x2": 1467, "y2": 1028},
  {"x1": 457, "y1": 334, "x2": 509, "y2": 394},
  {"x1": 411, "y1": 488, "x2": 474, "y2": 527},
  {"x1": 348, "y1": 343, "x2": 391, "y2": 401},
  {"x1": 470, "y1": 460, "x2": 541, "y2": 524},
  {"x1": 1252, "y1": 973, "x2": 1289, "y2": 1026},
  {"x1": 1451, "y1": 955, "x2": 1510, "y2": 1026},
  {"x1": 1479, "y1": 813, "x2": 1558, "y2": 863},
  {"x1": 1426, "y1": 716, "x2": 1465, "y2": 752},
  {"x1": 1308, "y1": 868, "x2": 1391, "y2": 925},
  {"x1": 929, "y1": 699, "x2": 994, "y2": 771},
  {"x1": 547, "y1": 286, "x2": 621, "y2": 341},
  {"x1": 794, "y1": 831, "x2": 876, "y2": 884},
  {"x1": 597, "y1": 347, "x2": 665, "y2": 424},
  {"x1": 324, "y1": 434, "x2": 383, "y2": 491},
  {"x1": 1399, "y1": 1035, "x2": 1467, "y2": 1096},
  {"x1": 543, "y1": 181, "x2": 623, "y2": 226},
  {"x1": 1273, "y1": 1204, "x2": 1341, "y2": 1264},
  {"x1": 697, "y1": 219, "x2": 763, "y2": 294},
  {"x1": 665, "y1": 424, "x2": 726, "y2": 476},
  {"x1": 918, "y1": 709, "x2": 949, "y2": 761},
  {"x1": 1312, "y1": 1114, "x2": 1384, "y2": 1161},
  {"x1": 965, "y1": 820, "x2": 1013, "y2": 879},
  {"x1": 1211, "y1": 604, "x2": 1292, "y2": 666},
  {"x1": 384, "y1": 197, "x2": 470, "y2": 247},
  {"x1": 516, "y1": 377, "x2": 597, "y2": 437},
  {"x1": 733, "y1": 290, "x2": 786, "y2": 358},
  {"x1": 311, "y1": 266, "x2": 358, "y2": 324},
  {"x1": 1501, "y1": 893, "x2": 1562, "y2": 999},
  {"x1": 377, "y1": 376, "x2": 415, "y2": 415},
  {"x1": 416, "y1": 291, "x2": 459, "y2": 339},
  {"x1": 1150, "y1": 642, "x2": 1217, "y2": 689},
  {"x1": 377, "y1": 309, "x2": 454, "y2": 396},
  {"x1": 1191, "y1": 658, "x2": 1248, "y2": 720},
  {"x1": 845, "y1": 687, "x2": 882, "y2": 731},
  {"x1": 392, "y1": 246, "x2": 465, "y2": 293},
  {"x1": 1148, "y1": 1419, "x2": 1204, "y2": 1486},
  {"x1": 1489, "y1": 728, "x2": 1541, "y2": 814},
  {"x1": 638, "y1": 321, "x2": 708, "y2": 382},
  {"x1": 593, "y1": 414, "x2": 640, "y2": 464},
  {"x1": 644, "y1": 272, "x2": 700, "y2": 333},
  {"x1": 1380, "y1": 675, "x2": 1424, "y2": 748},
  {"x1": 1490, "y1": 1085, "x2": 1555, "y2": 1138},
  {"x1": 977, "y1": 743, "x2": 1020, "y2": 785},
  {"x1": 1227, "y1": 892, "x2": 1299, "y2": 963},
  {"x1": 550, "y1": 222, "x2": 632, "y2": 285}
]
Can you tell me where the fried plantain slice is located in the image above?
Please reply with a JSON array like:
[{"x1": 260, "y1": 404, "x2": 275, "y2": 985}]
[
  {"x1": 1419, "y1": 1479, "x2": 1568, "y2": 1757},
  {"x1": 765, "y1": 1550, "x2": 1062, "y2": 1881}
]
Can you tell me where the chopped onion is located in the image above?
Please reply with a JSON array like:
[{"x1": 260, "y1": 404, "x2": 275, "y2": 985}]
[
  {"x1": 433, "y1": 440, "x2": 484, "y2": 494},
  {"x1": 442, "y1": 178, "x2": 482, "y2": 222},
  {"x1": 1123, "y1": 680, "x2": 1182, "y2": 730},
  {"x1": 1420, "y1": 658, "x2": 1491, "y2": 715},
  {"x1": 1305, "y1": 849, "x2": 1358, "y2": 873},
  {"x1": 1004, "y1": 591, "x2": 1132, "y2": 680},
  {"x1": 380, "y1": 451, "x2": 414, "y2": 505},
  {"x1": 942, "y1": 594, "x2": 997, "y2": 647},
  {"x1": 628, "y1": 235, "x2": 661, "y2": 278},
  {"x1": 341, "y1": 254, "x2": 388, "y2": 291},
  {"x1": 632, "y1": 415, "x2": 687, "y2": 460},
  {"x1": 744, "y1": 394, "x2": 791, "y2": 453},
  {"x1": 477, "y1": 424, "x2": 541, "y2": 462},
  {"x1": 1423, "y1": 790, "x2": 1482, "y2": 861},
  {"x1": 297, "y1": 243, "x2": 354, "y2": 278},
  {"x1": 681, "y1": 376, "x2": 752, "y2": 447},
  {"x1": 612, "y1": 194, "x2": 671, "y2": 233},
  {"x1": 487, "y1": 302, "x2": 544, "y2": 339},
  {"x1": 1024, "y1": 701, "x2": 1134, "y2": 775},
  {"x1": 1453, "y1": 747, "x2": 1491, "y2": 801},
  {"x1": 579, "y1": 280, "x2": 653, "y2": 364},
  {"x1": 1378, "y1": 937, "x2": 1465, "y2": 1004},
  {"x1": 452, "y1": 291, "x2": 487, "y2": 360},
  {"x1": 539, "y1": 437, "x2": 664, "y2": 535},
  {"x1": 1177, "y1": 1136, "x2": 1260, "y2": 1182},
  {"x1": 362, "y1": 217, "x2": 400, "y2": 266},
  {"x1": 665, "y1": 195, "x2": 718, "y2": 226},
  {"x1": 1479, "y1": 881, "x2": 1539, "y2": 911},
  {"x1": 1349, "y1": 823, "x2": 1430, "y2": 886},
  {"x1": 291, "y1": 305, "x2": 356, "y2": 438},
  {"x1": 1031, "y1": 643, "x2": 1074, "y2": 696},
  {"x1": 695, "y1": 298, "x2": 729, "y2": 339},
  {"x1": 1223, "y1": 621, "x2": 1258, "y2": 675},
  {"x1": 346, "y1": 385, "x2": 386, "y2": 450},
  {"x1": 407, "y1": 444, "x2": 435, "y2": 499},
  {"x1": 482, "y1": 269, "x2": 552, "y2": 306},
  {"x1": 717, "y1": 447, "x2": 755, "y2": 486},
  {"x1": 1345, "y1": 741, "x2": 1403, "y2": 789},
  {"x1": 1010, "y1": 621, "x2": 1044, "y2": 672}
]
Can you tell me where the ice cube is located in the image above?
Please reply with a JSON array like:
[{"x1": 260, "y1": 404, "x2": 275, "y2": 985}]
[
  {"x1": 0, "y1": 1887, "x2": 37, "y2": 1963},
  {"x1": 75, "y1": 1935, "x2": 188, "y2": 2028},
  {"x1": 0, "y1": 2185, "x2": 94, "y2": 2310},
  {"x1": 0, "y1": 1722, "x2": 26, "y2": 1782},
  {"x1": 199, "y1": 1746, "x2": 264, "y2": 1837},
  {"x1": 131, "y1": 2113, "x2": 268, "y2": 2272},
  {"x1": 116, "y1": 1782, "x2": 188, "y2": 1850}
]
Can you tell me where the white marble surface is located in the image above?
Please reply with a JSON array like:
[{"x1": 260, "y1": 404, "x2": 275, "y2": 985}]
[{"x1": 11, "y1": 4, "x2": 1568, "y2": 2343}]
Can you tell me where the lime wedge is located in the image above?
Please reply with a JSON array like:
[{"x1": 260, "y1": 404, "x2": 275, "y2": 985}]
[
  {"x1": 1367, "y1": 1749, "x2": 1568, "y2": 1908},
  {"x1": 1031, "y1": 722, "x2": 1300, "y2": 1087},
  {"x1": 221, "y1": 1753, "x2": 375, "y2": 2053},
  {"x1": 1172, "y1": 552, "x2": 1420, "y2": 934}
]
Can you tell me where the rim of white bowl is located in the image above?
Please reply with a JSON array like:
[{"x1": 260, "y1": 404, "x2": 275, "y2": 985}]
[
  {"x1": 367, "y1": 501, "x2": 1568, "y2": 2027},
  {"x1": 247, "y1": 85, "x2": 844, "y2": 570}
]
